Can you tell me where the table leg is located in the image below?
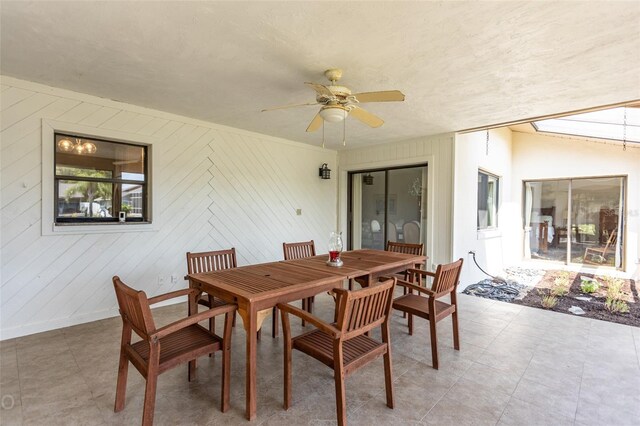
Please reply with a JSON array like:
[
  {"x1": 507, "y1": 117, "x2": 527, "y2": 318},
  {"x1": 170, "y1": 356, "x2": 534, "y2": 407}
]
[
  {"x1": 237, "y1": 305, "x2": 258, "y2": 421},
  {"x1": 187, "y1": 286, "x2": 201, "y2": 381}
]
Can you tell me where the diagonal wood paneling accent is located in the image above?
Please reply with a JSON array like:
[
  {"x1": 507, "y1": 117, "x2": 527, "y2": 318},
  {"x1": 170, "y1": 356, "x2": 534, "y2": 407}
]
[{"x1": 0, "y1": 76, "x2": 337, "y2": 339}]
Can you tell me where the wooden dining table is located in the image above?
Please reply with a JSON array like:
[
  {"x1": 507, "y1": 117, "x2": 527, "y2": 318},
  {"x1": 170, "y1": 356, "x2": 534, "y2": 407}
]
[{"x1": 187, "y1": 249, "x2": 426, "y2": 421}]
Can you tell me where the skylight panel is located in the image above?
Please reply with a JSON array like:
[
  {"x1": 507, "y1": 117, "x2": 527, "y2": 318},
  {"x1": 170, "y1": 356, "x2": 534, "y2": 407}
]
[{"x1": 533, "y1": 107, "x2": 640, "y2": 144}]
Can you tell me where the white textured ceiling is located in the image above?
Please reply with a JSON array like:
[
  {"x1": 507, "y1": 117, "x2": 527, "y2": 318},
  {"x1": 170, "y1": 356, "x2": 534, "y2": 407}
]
[{"x1": 2, "y1": 1, "x2": 639, "y2": 149}]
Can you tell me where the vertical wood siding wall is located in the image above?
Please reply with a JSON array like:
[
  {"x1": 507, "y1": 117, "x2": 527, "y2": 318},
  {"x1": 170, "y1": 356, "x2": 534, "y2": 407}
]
[
  {"x1": 0, "y1": 77, "x2": 337, "y2": 339},
  {"x1": 337, "y1": 135, "x2": 455, "y2": 269}
]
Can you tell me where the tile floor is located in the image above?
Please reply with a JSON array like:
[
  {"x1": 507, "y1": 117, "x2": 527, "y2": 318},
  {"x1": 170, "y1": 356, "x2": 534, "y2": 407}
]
[{"x1": 1, "y1": 293, "x2": 639, "y2": 425}]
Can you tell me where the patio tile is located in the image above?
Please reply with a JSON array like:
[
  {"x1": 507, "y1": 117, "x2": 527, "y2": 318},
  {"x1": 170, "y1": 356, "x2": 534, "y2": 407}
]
[
  {"x1": 423, "y1": 377, "x2": 510, "y2": 425},
  {"x1": 460, "y1": 362, "x2": 522, "y2": 396},
  {"x1": 511, "y1": 377, "x2": 579, "y2": 419},
  {"x1": 2, "y1": 293, "x2": 639, "y2": 425},
  {"x1": 497, "y1": 396, "x2": 574, "y2": 425},
  {"x1": 574, "y1": 392, "x2": 640, "y2": 426}
]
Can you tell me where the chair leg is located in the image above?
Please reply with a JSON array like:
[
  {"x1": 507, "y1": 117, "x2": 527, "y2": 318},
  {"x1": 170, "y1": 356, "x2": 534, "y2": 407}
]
[
  {"x1": 114, "y1": 351, "x2": 129, "y2": 412},
  {"x1": 429, "y1": 318, "x2": 439, "y2": 370},
  {"x1": 221, "y1": 311, "x2": 233, "y2": 413},
  {"x1": 408, "y1": 313, "x2": 413, "y2": 336},
  {"x1": 188, "y1": 359, "x2": 197, "y2": 381},
  {"x1": 402, "y1": 287, "x2": 407, "y2": 318},
  {"x1": 281, "y1": 310, "x2": 292, "y2": 410},
  {"x1": 272, "y1": 307, "x2": 279, "y2": 338},
  {"x1": 301, "y1": 298, "x2": 307, "y2": 327},
  {"x1": 382, "y1": 326, "x2": 394, "y2": 409},
  {"x1": 333, "y1": 362, "x2": 347, "y2": 426},
  {"x1": 452, "y1": 310, "x2": 460, "y2": 351},
  {"x1": 208, "y1": 295, "x2": 216, "y2": 334},
  {"x1": 142, "y1": 350, "x2": 160, "y2": 426}
]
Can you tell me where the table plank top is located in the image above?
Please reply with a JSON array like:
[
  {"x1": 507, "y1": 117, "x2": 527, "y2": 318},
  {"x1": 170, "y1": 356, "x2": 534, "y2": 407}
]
[{"x1": 189, "y1": 261, "x2": 348, "y2": 302}]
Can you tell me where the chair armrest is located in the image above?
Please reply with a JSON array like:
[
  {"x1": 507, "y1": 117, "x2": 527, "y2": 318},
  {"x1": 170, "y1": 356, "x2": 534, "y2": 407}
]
[
  {"x1": 152, "y1": 303, "x2": 237, "y2": 340},
  {"x1": 148, "y1": 288, "x2": 198, "y2": 305},
  {"x1": 277, "y1": 303, "x2": 341, "y2": 338},
  {"x1": 395, "y1": 279, "x2": 435, "y2": 297},
  {"x1": 407, "y1": 268, "x2": 435, "y2": 277}
]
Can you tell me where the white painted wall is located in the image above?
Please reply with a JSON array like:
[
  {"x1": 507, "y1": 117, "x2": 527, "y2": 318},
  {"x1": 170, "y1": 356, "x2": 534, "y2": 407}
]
[
  {"x1": 512, "y1": 132, "x2": 640, "y2": 279},
  {"x1": 338, "y1": 134, "x2": 455, "y2": 270},
  {"x1": 452, "y1": 127, "x2": 640, "y2": 288},
  {"x1": 0, "y1": 76, "x2": 337, "y2": 339},
  {"x1": 452, "y1": 128, "x2": 516, "y2": 286}
]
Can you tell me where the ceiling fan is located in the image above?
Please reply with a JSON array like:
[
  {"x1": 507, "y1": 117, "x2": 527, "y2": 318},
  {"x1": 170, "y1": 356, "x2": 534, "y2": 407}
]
[{"x1": 262, "y1": 68, "x2": 405, "y2": 132}]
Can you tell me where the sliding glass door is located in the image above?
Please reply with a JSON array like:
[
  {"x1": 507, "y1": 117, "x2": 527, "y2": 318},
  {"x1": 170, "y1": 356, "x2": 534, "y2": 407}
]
[
  {"x1": 524, "y1": 176, "x2": 624, "y2": 268},
  {"x1": 348, "y1": 165, "x2": 427, "y2": 250}
]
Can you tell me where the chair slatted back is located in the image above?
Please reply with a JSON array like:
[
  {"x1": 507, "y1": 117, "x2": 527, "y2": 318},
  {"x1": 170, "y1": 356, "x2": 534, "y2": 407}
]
[
  {"x1": 430, "y1": 258, "x2": 464, "y2": 295},
  {"x1": 187, "y1": 248, "x2": 237, "y2": 274},
  {"x1": 403, "y1": 222, "x2": 420, "y2": 244},
  {"x1": 283, "y1": 240, "x2": 316, "y2": 260},
  {"x1": 336, "y1": 278, "x2": 396, "y2": 339},
  {"x1": 603, "y1": 229, "x2": 617, "y2": 253},
  {"x1": 113, "y1": 276, "x2": 155, "y2": 338},
  {"x1": 386, "y1": 241, "x2": 424, "y2": 256}
]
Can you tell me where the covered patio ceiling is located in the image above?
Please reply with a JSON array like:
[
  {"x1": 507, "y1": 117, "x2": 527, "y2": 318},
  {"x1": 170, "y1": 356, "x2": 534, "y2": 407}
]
[{"x1": 1, "y1": 1, "x2": 639, "y2": 149}]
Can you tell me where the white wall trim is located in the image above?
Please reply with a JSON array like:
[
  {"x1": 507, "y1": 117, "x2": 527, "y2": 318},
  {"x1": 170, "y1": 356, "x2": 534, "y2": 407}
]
[
  {"x1": 0, "y1": 297, "x2": 185, "y2": 341},
  {"x1": 41, "y1": 119, "x2": 160, "y2": 235},
  {"x1": 4, "y1": 75, "x2": 331, "y2": 154}
]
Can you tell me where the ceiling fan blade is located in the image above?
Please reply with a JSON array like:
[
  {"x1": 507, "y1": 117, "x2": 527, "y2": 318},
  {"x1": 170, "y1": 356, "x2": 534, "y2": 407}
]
[
  {"x1": 352, "y1": 90, "x2": 405, "y2": 103},
  {"x1": 261, "y1": 102, "x2": 318, "y2": 112},
  {"x1": 306, "y1": 111, "x2": 323, "y2": 132},
  {"x1": 349, "y1": 106, "x2": 384, "y2": 128},
  {"x1": 305, "y1": 82, "x2": 334, "y2": 98}
]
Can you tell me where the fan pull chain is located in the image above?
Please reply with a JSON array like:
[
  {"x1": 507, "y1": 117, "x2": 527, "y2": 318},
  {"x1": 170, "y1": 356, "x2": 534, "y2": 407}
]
[
  {"x1": 322, "y1": 120, "x2": 325, "y2": 149},
  {"x1": 622, "y1": 107, "x2": 627, "y2": 151},
  {"x1": 343, "y1": 113, "x2": 347, "y2": 146}
]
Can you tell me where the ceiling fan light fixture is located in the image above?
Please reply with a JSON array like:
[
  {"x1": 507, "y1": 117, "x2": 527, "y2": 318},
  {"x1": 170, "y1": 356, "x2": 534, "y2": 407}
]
[{"x1": 319, "y1": 106, "x2": 348, "y2": 123}]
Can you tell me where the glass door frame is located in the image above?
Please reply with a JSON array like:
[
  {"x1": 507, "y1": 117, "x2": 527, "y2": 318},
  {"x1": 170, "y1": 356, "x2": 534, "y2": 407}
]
[
  {"x1": 522, "y1": 174, "x2": 626, "y2": 269},
  {"x1": 347, "y1": 163, "x2": 428, "y2": 250}
]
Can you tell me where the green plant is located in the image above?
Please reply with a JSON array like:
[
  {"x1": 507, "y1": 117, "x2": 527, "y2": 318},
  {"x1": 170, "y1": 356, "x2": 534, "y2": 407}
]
[
  {"x1": 551, "y1": 271, "x2": 571, "y2": 297},
  {"x1": 605, "y1": 298, "x2": 629, "y2": 314},
  {"x1": 580, "y1": 277, "x2": 599, "y2": 293},
  {"x1": 541, "y1": 295, "x2": 558, "y2": 309},
  {"x1": 551, "y1": 284, "x2": 569, "y2": 297},
  {"x1": 603, "y1": 277, "x2": 629, "y2": 314}
]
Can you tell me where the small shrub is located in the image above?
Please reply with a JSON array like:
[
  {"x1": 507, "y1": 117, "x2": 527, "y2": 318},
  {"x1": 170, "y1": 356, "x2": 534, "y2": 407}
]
[
  {"x1": 541, "y1": 295, "x2": 558, "y2": 309},
  {"x1": 551, "y1": 284, "x2": 569, "y2": 297},
  {"x1": 580, "y1": 277, "x2": 599, "y2": 293},
  {"x1": 552, "y1": 271, "x2": 571, "y2": 297},
  {"x1": 605, "y1": 298, "x2": 630, "y2": 314},
  {"x1": 604, "y1": 277, "x2": 624, "y2": 295},
  {"x1": 603, "y1": 277, "x2": 629, "y2": 314}
]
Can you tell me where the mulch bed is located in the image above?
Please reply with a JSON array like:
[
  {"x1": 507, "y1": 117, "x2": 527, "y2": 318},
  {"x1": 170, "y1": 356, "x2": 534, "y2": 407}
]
[{"x1": 512, "y1": 271, "x2": 639, "y2": 327}]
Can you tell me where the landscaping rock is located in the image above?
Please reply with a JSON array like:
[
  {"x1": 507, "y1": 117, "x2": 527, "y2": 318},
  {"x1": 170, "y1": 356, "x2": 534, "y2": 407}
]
[{"x1": 568, "y1": 306, "x2": 586, "y2": 315}]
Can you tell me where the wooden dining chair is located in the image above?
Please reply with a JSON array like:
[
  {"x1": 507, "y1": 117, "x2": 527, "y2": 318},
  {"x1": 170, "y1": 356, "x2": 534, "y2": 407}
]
[
  {"x1": 403, "y1": 221, "x2": 420, "y2": 244},
  {"x1": 282, "y1": 240, "x2": 316, "y2": 331},
  {"x1": 186, "y1": 248, "x2": 238, "y2": 333},
  {"x1": 391, "y1": 258, "x2": 463, "y2": 370},
  {"x1": 279, "y1": 277, "x2": 397, "y2": 426},
  {"x1": 584, "y1": 229, "x2": 617, "y2": 265},
  {"x1": 350, "y1": 241, "x2": 425, "y2": 290},
  {"x1": 112, "y1": 276, "x2": 235, "y2": 426}
]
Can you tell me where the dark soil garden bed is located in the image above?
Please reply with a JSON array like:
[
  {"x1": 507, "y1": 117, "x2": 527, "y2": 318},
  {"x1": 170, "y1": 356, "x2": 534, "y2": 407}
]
[{"x1": 512, "y1": 270, "x2": 639, "y2": 327}]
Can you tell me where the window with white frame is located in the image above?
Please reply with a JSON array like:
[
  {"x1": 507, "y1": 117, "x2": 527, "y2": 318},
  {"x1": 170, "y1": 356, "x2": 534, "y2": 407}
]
[
  {"x1": 477, "y1": 170, "x2": 499, "y2": 229},
  {"x1": 54, "y1": 133, "x2": 149, "y2": 223}
]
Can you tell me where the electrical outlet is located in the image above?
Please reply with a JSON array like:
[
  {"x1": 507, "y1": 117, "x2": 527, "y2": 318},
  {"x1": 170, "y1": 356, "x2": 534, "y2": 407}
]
[{"x1": 171, "y1": 274, "x2": 178, "y2": 284}]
